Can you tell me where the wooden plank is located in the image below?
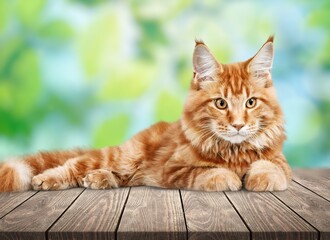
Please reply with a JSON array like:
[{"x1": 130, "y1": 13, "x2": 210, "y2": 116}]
[
  {"x1": 226, "y1": 190, "x2": 318, "y2": 240},
  {"x1": 0, "y1": 188, "x2": 83, "y2": 240},
  {"x1": 293, "y1": 169, "x2": 330, "y2": 201},
  {"x1": 181, "y1": 190, "x2": 249, "y2": 240},
  {"x1": 117, "y1": 187, "x2": 186, "y2": 240},
  {"x1": 274, "y1": 181, "x2": 330, "y2": 240},
  {"x1": 0, "y1": 191, "x2": 36, "y2": 219},
  {"x1": 48, "y1": 188, "x2": 130, "y2": 240}
]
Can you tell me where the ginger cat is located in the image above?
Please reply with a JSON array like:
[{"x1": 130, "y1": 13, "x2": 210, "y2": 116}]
[{"x1": 0, "y1": 36, "x2": 291, "y2": 192}]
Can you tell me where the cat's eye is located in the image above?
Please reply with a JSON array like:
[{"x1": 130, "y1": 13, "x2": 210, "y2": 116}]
[
  {"x1": 214, "y1": 98, "x2": 227, "y2": 109},
  {"x1": 246, "y1": 97, "x2": 257, "y2": 108}
]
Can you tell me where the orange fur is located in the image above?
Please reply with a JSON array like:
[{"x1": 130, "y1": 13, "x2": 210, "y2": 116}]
[{"x1": 0, "y1": 36, "x2": 291, "y2": 192}]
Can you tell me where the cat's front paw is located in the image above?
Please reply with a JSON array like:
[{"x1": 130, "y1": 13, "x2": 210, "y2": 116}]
[
  {"x1": 244, "y1": 160, "x2": 288, "y2": 191},
  {"x1": 82, "y1": 169, "x2": 118, "y2": 190},
  {"x1": 32, "y1": 173, "x2": 67, "y2": 190},
  {"x1": 195, "y1": 168, "x2": 242, "y2": 191}
]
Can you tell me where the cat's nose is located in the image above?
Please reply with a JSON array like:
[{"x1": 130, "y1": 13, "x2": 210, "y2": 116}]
[{"x1": 232, "y1": 124, "x2": 244, "y2": 131}]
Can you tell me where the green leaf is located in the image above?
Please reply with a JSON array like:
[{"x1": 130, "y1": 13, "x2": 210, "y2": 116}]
[
  {"x1": 308, "y1": 1, "x2": 330, "y2": 29},
  {"x1": 319, "y1": 38, "x2": 330, "y2": 69},
  {"x1": 0, "y1": 1, "x2": 11, "y2": 32},
  {"x1": 129, "y1": 0, "x2": 191, "y2": 20},
  {"x1": 69, "y1": 0, "x2": 108, "y2": 6},
  {"x1": 93, "y1": 114, "x2": 130, "y2": 147},
  {"x1": 177, "y1": 58, "x2": 193, "y2": 89},
  {"x1": 78, "y1": 9, "x2": 121, "y2": 77},
  {"x1": 0, "y1": 38, "x2": 24, "y2": 74},
  {"x1": 37, "y1": 20, "x2": 74, "y2": 41},
  {"x1": 0, "y1": 109, "x2": 31, "y2": 138},
  {"x1": 0, "y1": 38, "x2": 41, "y2": 138},
  {"x1": 0, "y1": 81, "x2": 11, "y2": 107},
  {"x1": 99, "y1": 61, "x2": 156, "y2": 100},
  {"x1": 0, "y1": 46, "x2": 41, "y2": 117},
  {"x1": 155, "y1": 91, "x2": 183, "y2": 122},
  {"x1": 15, "y1": 0, "x2": 45, "y2": 28}
]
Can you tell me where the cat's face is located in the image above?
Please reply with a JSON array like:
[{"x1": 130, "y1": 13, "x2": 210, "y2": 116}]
[{"x1": 183, "y1": 37, "x2": 284, "y2": 149}]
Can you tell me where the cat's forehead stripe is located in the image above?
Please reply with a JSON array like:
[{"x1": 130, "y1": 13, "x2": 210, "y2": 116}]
[
  {"x1": 217, "y1": 64, "x2": 251, "y2": 97},
  {"x1": 218, "y1": 77, "x2": 249, "y2": 98}
]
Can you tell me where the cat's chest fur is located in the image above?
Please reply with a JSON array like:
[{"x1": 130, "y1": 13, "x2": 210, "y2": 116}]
[
  {"x1": 165, "y1": 139, "x2": 265, "y2": 179},
  {"x1": 149, "y1": 123, "x2": 266, "y2": 179}
]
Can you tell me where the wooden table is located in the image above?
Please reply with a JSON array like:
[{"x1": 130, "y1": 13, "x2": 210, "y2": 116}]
[{"x1": 0, "y1": 169, "x2": 329, "y2": 240}]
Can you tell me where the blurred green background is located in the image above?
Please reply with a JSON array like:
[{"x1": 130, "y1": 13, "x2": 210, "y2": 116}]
[{"x1": 0, "y1": 0, "x2": 329, "y2": 167}]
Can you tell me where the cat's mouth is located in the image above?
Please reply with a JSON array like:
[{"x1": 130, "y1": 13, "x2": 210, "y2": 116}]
[
  {"x1": 211, "y1": 122, "x2": 259, "y2": 144},
  {"x1": 228, "y1": 132, "x2": 245, "y2": 137},
  {"x1": 221, "y1": 133, "x2": 249, "y2": 144}
]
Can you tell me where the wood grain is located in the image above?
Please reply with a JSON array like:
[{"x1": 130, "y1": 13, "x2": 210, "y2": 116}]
[
  {"x1": 181, "y1": 190, "x2": 249, "y2": 240},
  {"x1": 117, "y1": 187, "x2": 186, "y2": 240},
  {"x1": 226, "y1": 190, "x2": 318, "y2": 240},
  {"x1": 0, "y1": 169, "x2": 329, "y2": 239},
  {"x1": 0, "y1": 191, "x2": 36, "y2": 219},
  {"x1": 48, "y1": 188, "x2": 130, "y2": 240},
  {"x1": 273, "y1": 181, "x2": 330, "y2": 240},
  {"x1": 293, "y1": 169, "x2": 330, "y2": 201},
  {"x1": 0, "y1": 189, "x2": 83, "y2": 240}
]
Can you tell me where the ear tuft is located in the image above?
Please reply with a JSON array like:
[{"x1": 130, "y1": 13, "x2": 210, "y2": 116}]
[
  {"x1": 266, "y1": 35, "x2": 274, "y2": 43},
  {"x1": 248, "y1": 36, "x2": 274, "y2": 88},
  {"x1": 195, "y1": 38, "x2": 205, "y2": 46},
  {"x1": 193, "y1": 42, "x2": 220, "y2": 81}
]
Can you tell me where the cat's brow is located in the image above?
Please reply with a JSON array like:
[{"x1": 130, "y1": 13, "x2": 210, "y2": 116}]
[
  {"x1": 210, "y1": 91, "x2": 248, "y2": 101},
  {"x1": 227, "y1": 96, "x2": 246, "y2": 103}
]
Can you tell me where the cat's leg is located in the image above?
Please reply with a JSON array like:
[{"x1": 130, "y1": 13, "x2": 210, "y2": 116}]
[
  {"x1": 193, "y1": 168, "x2": 242, "y2": 191},
  {"x1": 82, "y1": 169, "x2": 118, "y2": 189},
  {"x1": 244, "y1": 155, "x2": 291, "y2": 191},
  {"x1": 31, "y1": 155, "x2": 101, "y2": 190},
  {"x1": 165, "y1": 167, "x2": 242, "y2": 191},
  {"x1": 32, "y1": 167, "x2": 72, "y2": 190}
]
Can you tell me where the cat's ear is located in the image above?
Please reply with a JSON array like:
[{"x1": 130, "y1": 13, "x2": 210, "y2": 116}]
[
  {"x1": 193, "y1": 40, "x2": 222, "y2": 88},
  {"x1": 247, "y1": 36, "x2": 274, "y2": 88}
]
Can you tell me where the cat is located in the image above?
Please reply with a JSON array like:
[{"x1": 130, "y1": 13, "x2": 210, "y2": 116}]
[{"x1": 0, "y1": 36, "x2": 291, "y2": 192}]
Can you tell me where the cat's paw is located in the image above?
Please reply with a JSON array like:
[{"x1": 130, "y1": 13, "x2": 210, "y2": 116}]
[
  {"x1": 31, "y1": 173, "x2": 66, "y2": 190},
  {"x1": 245, "y1": 160, "x2": 288, "y2": 191},
  {"x1": 82, "y1": 169, "x2": 118, "y2": 190},
  {"x1": 195, "y1": 168, "x2": 242, "y2": 191}
]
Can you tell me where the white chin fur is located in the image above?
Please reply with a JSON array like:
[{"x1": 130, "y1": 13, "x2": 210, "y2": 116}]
[{"x1": 221, "y1": 135, "x2": 248, "y2": 144}]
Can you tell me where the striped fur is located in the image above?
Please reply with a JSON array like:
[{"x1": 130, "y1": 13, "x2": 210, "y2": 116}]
[{"x1": 0, "y1": 36, "x2": 291, "y2": 192}]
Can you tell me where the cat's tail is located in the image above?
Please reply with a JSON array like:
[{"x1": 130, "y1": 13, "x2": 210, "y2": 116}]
[{"x1": 0, "y1": 159, "x2": 33, "y2": 192}]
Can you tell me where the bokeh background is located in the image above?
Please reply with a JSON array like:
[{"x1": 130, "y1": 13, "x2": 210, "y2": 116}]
[{"x1": 0, "y1": 0, "x2": 329, "y2": 167}]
